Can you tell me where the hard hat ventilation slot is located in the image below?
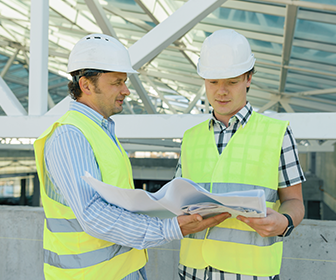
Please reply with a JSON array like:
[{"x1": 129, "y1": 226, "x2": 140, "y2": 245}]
[{"x1": 67, "y1": 33, "x2": 138, "y2": 74}]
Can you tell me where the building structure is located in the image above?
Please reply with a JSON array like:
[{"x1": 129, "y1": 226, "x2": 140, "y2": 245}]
[{"x1": 0, "y1": 0, "x2": 335, "y2": 213}]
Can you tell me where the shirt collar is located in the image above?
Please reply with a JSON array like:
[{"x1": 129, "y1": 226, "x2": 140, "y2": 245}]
[
  {"x1": 208, "y1": 101, "x2": 254, "y2": 130},
  {"x1": 69, "y1": 100, "x2": 113, "y2": 128}
]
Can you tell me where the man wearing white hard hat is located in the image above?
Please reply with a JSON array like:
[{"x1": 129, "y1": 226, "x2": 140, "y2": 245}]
[
  {"x1": 176, "y1": 29, "x2": 305, "y2": 280},
  {"x1": 34, "y1": 34, "x2": 229, "y2": 280}
]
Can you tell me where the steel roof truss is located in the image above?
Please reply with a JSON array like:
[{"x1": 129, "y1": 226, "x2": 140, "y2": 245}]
[
  {"x1": 184, "y1": 85, "x2": 205, "y2": 114},
  {"x1": 279, "y1": 4, "x2": 298, "y2": 93},
  {"x1": 143, "y1": 75, "x2": 177, "y2": 114},
  {"x1": 84, "y1": 0, "x2": 157, "y2": 114},
  {"x1": 0, "y1": 76, "x2": 27, "y2": 116},
  {"x1": 128, "y1": 0, "x2": 228, "y2": 70}
]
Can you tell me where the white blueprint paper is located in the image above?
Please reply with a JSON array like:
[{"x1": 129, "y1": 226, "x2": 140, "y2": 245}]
[{"x1": 82, "y1": 171, "x2": 266, "y2": 219}]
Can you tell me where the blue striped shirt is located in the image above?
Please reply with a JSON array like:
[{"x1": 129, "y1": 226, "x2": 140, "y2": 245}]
[{"x1": 43, "y1": 100, "x2": 182, "y2": 279}]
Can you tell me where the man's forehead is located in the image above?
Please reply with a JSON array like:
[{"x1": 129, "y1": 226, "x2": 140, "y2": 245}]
[
  {"x1": 206, "y1": 74, "x2": 245, "y2": 81},
  {"x1": 103, "y1": 71, "x2": 127, "y2": 79}
]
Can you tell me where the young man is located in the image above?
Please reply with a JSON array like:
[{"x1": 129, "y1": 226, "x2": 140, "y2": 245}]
[
  {"x1": 176, "y1": 29, "x2": 305, "y2": 280},
  {"x1": 34, "y1": 34, "x2": 229, "y2": 280}
]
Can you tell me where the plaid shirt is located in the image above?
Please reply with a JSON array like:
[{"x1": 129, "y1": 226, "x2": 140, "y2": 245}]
[{"x1": 175, "y1": 102, "x2": 305, "y2": 280}]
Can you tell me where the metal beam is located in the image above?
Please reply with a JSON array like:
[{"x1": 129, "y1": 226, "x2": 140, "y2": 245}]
[
  {"x1": 124, "y1": 100, "x2": 135, "y2": 114},
  {"x1": 45, "y1": 96, "x2": 71, "y2": 116},
  {"x1": 293, "y1": 39, "x2": 336, "y2": 53},
  {"x1": 0, "y1": 49, "x2": 19, "y2": 77},
  {"x1": 140, "y1": 70, "x2": 203, "y2": 86},
  {"x1": 184, "y1": 85, "x2": 205, "y2": 113},
  {"x1": 85, "y1": 0, "x2": 157, "y2": 114},
  {"x1": 128, "y1": 75, "x2": 156, "y2": 114},
  {"x1": 249, "y1": 88, "x2": 336, "y2": 112},
  {"x1": 257, "y1": 0, "x2": 336, "y2": 12},
  {"x1": 280, "y1": 99, "x2": 295, "y2": 113},
  {"x1": 28, "y1": 0, "x2": 49, "y2": 116},
  {"x1": 135, "y1": 0, "x2": 199, "y2": 67},
  {"x1": 222, "y1": 0, "x2": 286, "y2": 16},
  {"x1": 143, "y1": 75, "x2": 177, "y2": 114},
  {"x1": 49, "y1": 0, "x2": 98, "y2": 32},
  {"x1": 298, "y1": 9, "x2": 336, "y2": 25},
  {"x1": 1, "y1": 113, "x2": 336, "y2": 140},
  {"x1": 279, "y1": 4, "x2": 298, "y2": 93},
  {"x1": 128, "y1": 0, "x2": 227, "y2": 70},
  {"x1": 284, "y1": 65, "x2": 336, "y2": 78},
  {"x1": 297, "y1": 88, "x2": 336, "y2": 96},
  {"x1": 0, "y1": 76, "x2": 27, "y2": 116},
  {"x1": 103, "y1": 5, "x2": 153, "y2": 31},
  {"x1": 257, "y1": 99, "x2": 279, "y2": 113},
  {"x1": 47, "y1": 94, "x2": 55, "y2": 109},
  {"x1": 84, "y1": 0, "x2": 117, "y2": 38},
  {"x1": 125, "y1": 0, "x2": 227, "y2": 113},
  {"x1": 0, "y1": 139, "x2": 334, "y2": 153}
]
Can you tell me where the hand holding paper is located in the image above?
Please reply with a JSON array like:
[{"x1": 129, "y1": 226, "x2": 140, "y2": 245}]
[
  {"x1": 177, "y1": 212, "x2": 231, "y2": 236},
  {"x1": 181, "y1": 202, "x2": 262, "y2": 218},
  {"x1": 81, "y1": 172, "x2": 266, "y2": 219}
]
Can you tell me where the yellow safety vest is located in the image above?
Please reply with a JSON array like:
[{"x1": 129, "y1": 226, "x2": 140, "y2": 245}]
[
  {"x1": 34, "y1": 110, "x2": 147, "y2": 280},
  {"x1": 180, "y1": 112, "x2": 288, "y2": 277}
]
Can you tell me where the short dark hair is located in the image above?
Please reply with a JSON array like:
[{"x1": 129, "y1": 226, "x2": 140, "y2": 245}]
[
  {"x1": 68, "y1": 69, "x2": 109, "y2": 100},
  {"x1": 246, "y1": 67, "x2": 256, "y2": 93}
]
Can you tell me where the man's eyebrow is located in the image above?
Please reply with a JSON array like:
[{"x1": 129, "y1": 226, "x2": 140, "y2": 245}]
[
  {"x1": 112, "y1": 78, "x2": 127, "y2": 83},
  {"x1": 228, "y1": 77, "x2": 241, "y2": 81}
]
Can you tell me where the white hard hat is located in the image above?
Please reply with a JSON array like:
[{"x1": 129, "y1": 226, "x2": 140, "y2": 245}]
[
  {"x1": 197, "y1": 29, "x2": 255, "y2": 79},
  {"x1": 67, "y1": 33, "x2": 138, "y2": 74}
]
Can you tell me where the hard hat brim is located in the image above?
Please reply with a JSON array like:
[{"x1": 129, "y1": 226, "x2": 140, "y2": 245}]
[
  {"x1": 197, "y1": 56, "x2": 256, "y2": 79},
  {"x1": 67, "y1": 64, "x2": 139, "y2": 75}
]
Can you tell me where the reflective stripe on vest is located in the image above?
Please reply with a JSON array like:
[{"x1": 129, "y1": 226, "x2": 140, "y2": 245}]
[
  {"x1": 44, "y1": 244, "x2": 132, "y2": 269},
  {"x1": 180, "y1": 112, "x2": 288, "y2": 276},
  {"x1": 34, "y1": 111, "x2": 147, "y2": 279},
  {"x1": 46, "y1": 218, "x2": 83, "y2": 233},
  {"x1": 187, "y1": 226, "x2": 281, "y2": 247}
]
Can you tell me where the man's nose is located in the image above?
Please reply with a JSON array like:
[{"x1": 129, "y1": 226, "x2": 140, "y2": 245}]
[
  {"x1": 121, "y1": 83, "x2": 130, "y2": 96},
  {"x1": 218, "y1": 84, "x2": 228, "y2": 95}
]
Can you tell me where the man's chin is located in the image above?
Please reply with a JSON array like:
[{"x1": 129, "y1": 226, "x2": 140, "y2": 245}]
[{"x1": 112, "y1": 107, "x2": 123, "y2": 115}]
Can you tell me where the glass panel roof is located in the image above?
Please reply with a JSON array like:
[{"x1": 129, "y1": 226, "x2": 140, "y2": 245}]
[{"x1": 0, "y1": 0, "x2": 335, "y2": 115}]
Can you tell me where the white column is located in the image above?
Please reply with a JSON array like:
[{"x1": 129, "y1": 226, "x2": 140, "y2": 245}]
[{"x1": 28, "y1": 0, "x2": 49, "y2": 116}]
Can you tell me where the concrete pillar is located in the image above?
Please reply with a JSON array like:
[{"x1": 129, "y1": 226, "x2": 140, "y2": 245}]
[
  {"x1": 19, "y1": 178, "x2": 26, "y2": 205},
  {"x1": 32, "y1": 173, "x2": 40, "y2": 206}
]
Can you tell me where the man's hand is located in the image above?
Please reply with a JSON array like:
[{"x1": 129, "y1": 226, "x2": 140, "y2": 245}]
[
  {"x1": 177, "y1": 212, "x2": 231, "y2": 236},
  {"x1": 237, "y1": 183, "x2": 305, "y2": 237},
  {"x1": 236, "y1": 208, "x2": 288, "y2": 237}
]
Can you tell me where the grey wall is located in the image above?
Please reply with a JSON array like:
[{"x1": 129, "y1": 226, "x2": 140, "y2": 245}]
[
  {"x1": 0, "y1": 206, "x2": 44, "y2": 280},
  {"x1": 298, "y1": 150, "x2": 336, "y2": 220},
  {"x1": 315, "y1": 148, "x2": 336, "y2": 216},
  {"x1": 1, "y1": 206, "x2": 335, "y2": 280}
]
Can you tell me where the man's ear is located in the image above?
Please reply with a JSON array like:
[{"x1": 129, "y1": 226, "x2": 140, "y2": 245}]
[
  {"x1": 78, "y1": 77, "x2": 92, "y2": 96},
  {"x1": 246, "y1": 72, "x2": 252, "y2": 87}
]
